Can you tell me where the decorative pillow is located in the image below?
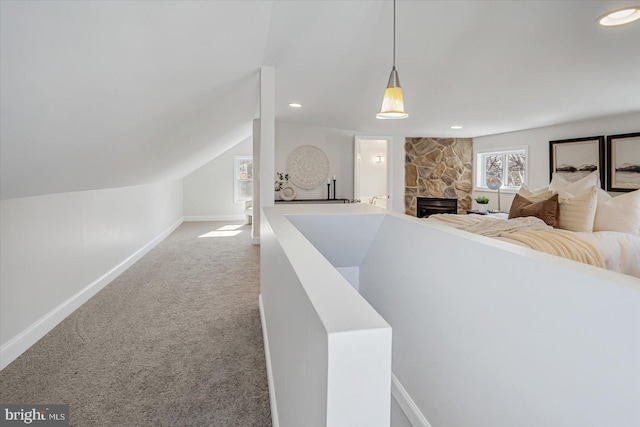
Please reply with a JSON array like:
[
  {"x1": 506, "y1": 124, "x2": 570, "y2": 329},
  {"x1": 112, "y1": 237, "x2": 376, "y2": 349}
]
[
  {"x1": 518, "y1": 185, "x2": 554, "y2": 203},
  {"x1": 557, "y1": 187, "x2": 598, "y2": 233},
  {"x1": 593, "y1": 189, "x2": 640, "y2": 234},
  {"x1": 520, "y1": 184, "x2": 550, "y2": 195},
  {"x1": 596, "y1": 187, "x2": 612, "y2": 205},
  {"x1": 509, "y1": 193, "x2": 559, "y2": 227},
  {"x1": 549, "y1": 170, "x2": 600, "y2": 194},
  {"x1": 548, "y1": 173, "x2": 571, "y2": 193}
]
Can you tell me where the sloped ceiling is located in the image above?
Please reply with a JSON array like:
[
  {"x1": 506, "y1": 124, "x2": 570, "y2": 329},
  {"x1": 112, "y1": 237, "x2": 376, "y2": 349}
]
[
  {"x1": 0, "y1": 0, "x2": 270, "y2": 199},
  {"x1": 1, "y1": 1, "x2": 639, "y2": 200}
]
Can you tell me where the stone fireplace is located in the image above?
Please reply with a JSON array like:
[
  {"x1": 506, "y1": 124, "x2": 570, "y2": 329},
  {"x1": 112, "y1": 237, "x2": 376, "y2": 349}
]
[{"x1": 405, "y1": 137, "x2": 473, "y2": 216}]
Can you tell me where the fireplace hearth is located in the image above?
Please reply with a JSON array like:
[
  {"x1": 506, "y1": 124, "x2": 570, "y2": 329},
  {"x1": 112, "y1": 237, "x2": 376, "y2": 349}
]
[{"x1": 417, "y1": 197, "x2": 457, "y2": 218}]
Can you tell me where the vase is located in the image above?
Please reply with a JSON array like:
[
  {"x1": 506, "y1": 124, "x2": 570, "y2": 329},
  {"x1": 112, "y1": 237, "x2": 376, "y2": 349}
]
[
  {"x1": 279, "y1": 184, "x2": 297, "y2": 201},
  {"x1": 478, "y1": 203, "x2": 488, "y2": 213}
]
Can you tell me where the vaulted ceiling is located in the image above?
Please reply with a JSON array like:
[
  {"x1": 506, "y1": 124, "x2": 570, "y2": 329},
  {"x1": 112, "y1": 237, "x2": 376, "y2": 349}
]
[{"x1": 2, "y1": 1, "x2": 639, "y2": 199}]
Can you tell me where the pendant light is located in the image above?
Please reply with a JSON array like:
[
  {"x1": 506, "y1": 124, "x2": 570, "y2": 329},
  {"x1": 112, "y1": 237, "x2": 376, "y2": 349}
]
[{"x1": 376, "y1": 0, "x2": 408, "y2": 120}]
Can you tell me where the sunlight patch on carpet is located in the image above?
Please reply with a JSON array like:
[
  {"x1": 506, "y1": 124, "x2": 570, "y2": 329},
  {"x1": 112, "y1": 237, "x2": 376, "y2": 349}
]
[
  {"x1": 199, "y1": 225, "x2": 244, "y2": 238},
  {"x1": 217, "y1": 225, "x2": 244, "y2": 231}
]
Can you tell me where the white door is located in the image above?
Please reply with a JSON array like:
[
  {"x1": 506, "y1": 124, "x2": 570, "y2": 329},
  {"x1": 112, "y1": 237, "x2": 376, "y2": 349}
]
[{"x1": 354, "y1": 136, "x2": 390, "y2": 209}]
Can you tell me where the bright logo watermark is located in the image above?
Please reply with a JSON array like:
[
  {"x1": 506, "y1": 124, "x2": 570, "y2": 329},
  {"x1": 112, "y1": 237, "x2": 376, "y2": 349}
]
[{"x1": 1, "y1": 405, "x2": 69, "y2": 426}]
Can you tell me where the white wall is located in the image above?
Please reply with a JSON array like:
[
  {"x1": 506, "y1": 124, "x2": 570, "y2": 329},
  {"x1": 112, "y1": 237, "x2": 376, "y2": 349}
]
[
  {"x1": 253, "y1": 119, "x2": 262, "y2": 243},
  {"x1": 473, "y1": 111, "x2": 640, "y2": 211},
  {"x1": 275, "y1": 122, "x2": 359, "y2": 201},
  {"x1": 274, "y1": 122, "x2": 409, "y2": 212},
  {"x1": 358, "y1": 139, "x2": 388, "y2": 207},
  {"x1": 358, "y1": 212, "x2": 640, "y2": 427},
  {"x1": 260, "y1": 204, "x2": 392, "y2": 427},
  {"x1": 0, "y1": 180, "x2": 183, "y2": 369},
  {"x1": 256, "y1": 66, "x2": 276, "y2": 246},
  {"x1": 183, "y1": 136, "x2": 252, "y2": 221},
  {"x1": 390, "y1": 134, "x2": 405, "y2": 214},
  {"x1": 264, "y1": 204, "x2": 640, "y2": 425}
]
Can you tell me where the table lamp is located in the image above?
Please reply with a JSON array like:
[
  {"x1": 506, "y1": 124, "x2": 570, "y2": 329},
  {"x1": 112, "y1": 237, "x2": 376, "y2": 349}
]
[{"x1": 486, "y1": 177, "x2": 502, "y2": 212}]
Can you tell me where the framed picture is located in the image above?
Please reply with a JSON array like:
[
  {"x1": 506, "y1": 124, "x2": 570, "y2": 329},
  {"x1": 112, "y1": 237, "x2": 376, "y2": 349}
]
[
  {"x1": 549, "y1": 136, "x2": 605, "y2": 187},
  {"x1": 607, "y1": 132, "x2": 640, "y2": 192}
]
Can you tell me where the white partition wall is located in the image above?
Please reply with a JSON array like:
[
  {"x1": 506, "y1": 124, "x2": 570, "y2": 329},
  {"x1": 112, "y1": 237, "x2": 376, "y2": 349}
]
[
  {"x1": 260, "y1": 205, "x2": 392, "y2": 427},
  {"x1": 260, "y1": 204, "x2": 640, "y2": 427},
  {"x1": 359, "y1": 214, "x2": 640, "y2": 427}
]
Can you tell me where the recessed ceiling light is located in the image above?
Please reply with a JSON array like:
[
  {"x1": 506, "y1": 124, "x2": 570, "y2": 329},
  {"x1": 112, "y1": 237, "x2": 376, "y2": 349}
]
[
  {"x1": 288, "y1": 103, "x2": 302, "y2": 108},
  {"x1": 450, "y1": 125, "x2": 463, "y2": 130},
  {"x1": 598, "y1": 7, "x2": 640, "y2": 26}
]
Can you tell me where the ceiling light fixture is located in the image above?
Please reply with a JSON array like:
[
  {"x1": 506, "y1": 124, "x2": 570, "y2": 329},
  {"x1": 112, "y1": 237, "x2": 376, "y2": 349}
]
[
  {"x1": 598, "y1": 6, "x2": 640, "y2": 26},
  {"x1": 450, "y1": 125, "x2": 463, "y2": 130},
  {"x1": 376, "y1": 0, "x2": 408, "y2": 120},
  {"x1": 288, "y1": 103, "x2": 302, "y2": 108}
]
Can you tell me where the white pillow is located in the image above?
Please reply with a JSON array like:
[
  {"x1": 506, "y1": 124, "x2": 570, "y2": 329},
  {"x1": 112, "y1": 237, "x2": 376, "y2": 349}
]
[
  {"x1": 548, "y1": 173, "x2": 571, "y2": 193},
  {"x1": 593, "y1": 189, "x2": 640, "y2": 235},
  {"x1": 557, "y1": 187, "x2": 598, "y2": 232},
  {"x1": 518, "y1": 185, "x2": 553, "y2": 203},
  {"x1": 549, "y1": 170, "x2": 600, "y2": 195},
  {"x1": 596, "y1": 187, "x2": 612, "y2": 205},
  {"x1": 520, "y1": 184, "x2": 550, "y2": 195}
]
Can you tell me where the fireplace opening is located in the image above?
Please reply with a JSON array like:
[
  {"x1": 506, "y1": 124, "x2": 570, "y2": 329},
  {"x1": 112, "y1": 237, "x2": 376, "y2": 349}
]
[{"x1": 417, "y1": 197, "x2": 457, "y2": 218}]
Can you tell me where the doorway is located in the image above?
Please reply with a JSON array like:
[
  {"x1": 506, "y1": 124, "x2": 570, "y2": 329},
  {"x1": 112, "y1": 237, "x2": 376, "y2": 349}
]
[{"x1": 354, "y1": 136, "x2": 390, "y2": 209}]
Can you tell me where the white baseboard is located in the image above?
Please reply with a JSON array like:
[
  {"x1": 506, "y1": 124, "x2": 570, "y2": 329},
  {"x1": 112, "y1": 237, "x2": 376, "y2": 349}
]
[
  {"x1": 252, "y1": 236, "x2": 260, "y2": 245},
  {"x1": 184, "y1": 215, "x2": 245, "y2": 222},
  {"x1": 0, "y1": 217, "x2": 184, "y2": 371},
  {"x1": 259, "y1": 294, "x2": 279, "y2": 427},
  {"x1": 391, "y1": 373, "x2": 432, "y2": 427}
]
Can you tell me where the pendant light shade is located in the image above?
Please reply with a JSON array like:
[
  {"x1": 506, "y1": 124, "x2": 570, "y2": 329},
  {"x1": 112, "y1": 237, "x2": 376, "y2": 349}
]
[
  {"x1": 377, "y1": 0, "x2": 408, "y2": 120},
  {"x1": 377, "y1": 66, "x2": 408, "y2": 119}
]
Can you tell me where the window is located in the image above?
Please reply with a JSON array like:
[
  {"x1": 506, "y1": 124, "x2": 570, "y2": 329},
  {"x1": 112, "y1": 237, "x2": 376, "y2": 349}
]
[
  {"x1": 475, "y1": 148, "x2": 527, "y2": 190},
  {"x1": 234, "y1": 156, "x2": 253, "y2": 202}
]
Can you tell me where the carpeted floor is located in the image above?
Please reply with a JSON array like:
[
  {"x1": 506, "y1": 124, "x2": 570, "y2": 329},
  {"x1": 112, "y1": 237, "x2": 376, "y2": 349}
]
[{"x1": 0, "y1": 222, "x2": 271, "y2": 426}]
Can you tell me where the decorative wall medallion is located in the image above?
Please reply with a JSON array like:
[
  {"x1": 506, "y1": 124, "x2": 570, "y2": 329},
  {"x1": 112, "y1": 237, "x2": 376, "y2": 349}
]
[
  {"x1": 286, "y1": 145, "x2": 330, "y2": 189},
  {"x1": 279, "y1": 184, "x2": 297, "y2": 201}
]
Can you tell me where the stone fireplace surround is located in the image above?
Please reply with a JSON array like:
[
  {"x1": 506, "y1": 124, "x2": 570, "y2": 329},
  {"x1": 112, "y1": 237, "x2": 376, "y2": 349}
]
[{"x1": 405, "y1": 137, "x2": 473, "y2": 216}]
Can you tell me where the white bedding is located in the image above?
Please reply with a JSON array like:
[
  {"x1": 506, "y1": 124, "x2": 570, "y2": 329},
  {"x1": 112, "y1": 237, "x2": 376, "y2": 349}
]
[
  {"x1": 425, "y1": 214, "x2": 640, "y2": 278},
  {"x1": 575, "y1": 231, "x2": 640, "y2": 278}
]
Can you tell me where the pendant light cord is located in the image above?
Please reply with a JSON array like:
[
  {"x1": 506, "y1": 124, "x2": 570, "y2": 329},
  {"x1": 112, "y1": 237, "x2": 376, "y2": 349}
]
[{"x1": 393, "y1": 0, "x2": 396, "y2": 68}]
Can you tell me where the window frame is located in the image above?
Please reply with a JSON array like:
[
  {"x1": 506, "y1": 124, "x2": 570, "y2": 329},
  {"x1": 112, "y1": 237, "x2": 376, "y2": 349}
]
[
  {"x1": 233, "y1": 155, "x2": 253, "y2": 203},
  {"x1": 474, "y1": 147, "x2": 528, "y2": 192}
]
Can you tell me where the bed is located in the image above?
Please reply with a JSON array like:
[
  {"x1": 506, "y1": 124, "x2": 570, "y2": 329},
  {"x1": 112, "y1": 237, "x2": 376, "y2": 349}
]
[
  {"x1": 423, "y1": 171, "x2": 640, "y2": 278},
  {"x1": 424, "y1": 213, "x2": 640, "y2": 278}
]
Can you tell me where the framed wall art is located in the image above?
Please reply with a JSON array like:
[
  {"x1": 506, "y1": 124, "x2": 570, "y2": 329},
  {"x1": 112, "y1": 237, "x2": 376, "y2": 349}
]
[
  {"x1": 549, "y1": 136, "x2": 605, "y2": 187},
  {"x1": 606, "y1": 132, "x2": 640, "y2": 192}
]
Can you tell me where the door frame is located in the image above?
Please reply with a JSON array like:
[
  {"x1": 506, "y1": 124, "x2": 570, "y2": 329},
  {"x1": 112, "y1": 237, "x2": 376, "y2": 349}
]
[{"x1": 354, "y1": 135, "x2": 392, "y2": 209}]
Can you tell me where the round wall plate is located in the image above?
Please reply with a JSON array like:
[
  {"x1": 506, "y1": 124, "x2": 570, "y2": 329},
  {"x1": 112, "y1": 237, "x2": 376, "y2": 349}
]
[{"x1": 286, "y1": 145, "x2": 330, "y2": 190}]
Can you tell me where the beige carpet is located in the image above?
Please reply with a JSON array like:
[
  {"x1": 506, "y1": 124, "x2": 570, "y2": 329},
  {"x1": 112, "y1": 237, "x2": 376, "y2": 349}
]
[{"x1": 0, "y1": 222, "x2": 271, "y2": 426}]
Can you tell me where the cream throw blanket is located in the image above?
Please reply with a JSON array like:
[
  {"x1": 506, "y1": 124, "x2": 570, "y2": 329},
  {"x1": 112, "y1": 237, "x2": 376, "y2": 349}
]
[
  {"x1": 427, "y1": 214, "x2": 549, "y2": 236},
  {"x1": 498, "y1": 230, "x2": 605, "y2": 268},
  {"x1": 426, "y1": 214, "x2": 606, "y2": 269}
]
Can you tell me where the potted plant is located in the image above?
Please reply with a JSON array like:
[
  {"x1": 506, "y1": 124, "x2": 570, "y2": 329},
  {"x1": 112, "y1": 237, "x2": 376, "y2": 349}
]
[
  {"x1": 275, "y1": 172, "x2": 297, "y2": 201},
  {"x1": 474, "y1": 195, "x2": 490, "y2": 213},
  {"x1": 274, "y1": 172, "x2": 289, "y2": 192}
]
